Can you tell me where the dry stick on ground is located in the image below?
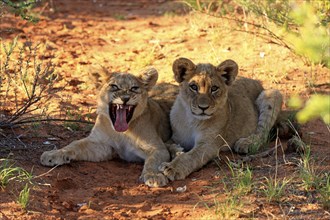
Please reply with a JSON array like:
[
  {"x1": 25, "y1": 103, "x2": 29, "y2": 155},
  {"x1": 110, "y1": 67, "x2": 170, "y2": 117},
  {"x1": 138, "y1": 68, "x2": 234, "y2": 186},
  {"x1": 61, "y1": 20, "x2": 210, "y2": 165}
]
[
  {"x1": 0, "y1": 118, "x2": 93, "y2": 148},
  {"x1": 33, "y1": 165, "x2": 60, "y2": 180},
  {"x1": 10, "y1": 118, "x2": 94, "y2": 127}
]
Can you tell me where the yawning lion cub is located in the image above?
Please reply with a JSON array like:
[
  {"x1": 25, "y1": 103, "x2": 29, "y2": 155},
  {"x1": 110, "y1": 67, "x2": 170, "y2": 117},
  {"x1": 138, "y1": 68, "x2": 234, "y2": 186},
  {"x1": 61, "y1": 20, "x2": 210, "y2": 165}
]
[{"x1": 41, "y1": 68, "x2": 175, "y2": 187}]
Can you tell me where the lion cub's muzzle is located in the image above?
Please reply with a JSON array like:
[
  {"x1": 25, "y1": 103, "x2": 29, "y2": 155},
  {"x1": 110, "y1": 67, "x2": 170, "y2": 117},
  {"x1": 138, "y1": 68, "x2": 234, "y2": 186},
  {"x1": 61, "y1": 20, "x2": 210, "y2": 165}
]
[
  {"x1": 109, "y1": 103, "x2": 136, "y2": 132},
  {"x1": 191, "y1": 96, "x2": 213, "y2": 119},
  {"x1": 192, "y1": 109, "x2": 212, "y2": 120}
]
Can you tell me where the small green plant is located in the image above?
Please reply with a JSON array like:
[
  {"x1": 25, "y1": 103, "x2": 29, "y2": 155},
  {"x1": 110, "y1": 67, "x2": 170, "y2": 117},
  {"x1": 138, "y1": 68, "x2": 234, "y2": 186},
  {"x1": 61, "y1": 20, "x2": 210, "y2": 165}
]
[
  {"x1": 113, "y1": 14, "x2": 126, "y2": 20},
  {"x1": 0, "y1": 159, "x2": 20, "y2": 188},
  {"x1": 87, "y1": 200, "x2": 92, "y2": 209},
  {"x1": 197, "y1": 194, "x2": 242, "y2": 220},
  {"x1": 317, "y1": 173, "x2": 330, "y2": 210},
  {"x1": 261, "y1": 176, "x2": 290, "y2": 202},
  {"x1": 17, "y1": 183, "x2": 30, "y2": 210},
  {"x1": 198, "y1": 158, "x2": 247, "y2": 219},
  {"x1": 214, "y1": 196, "x2": 242, "y2": 220},
  {"x1": 298, "y1": 145, "x2": 321, "y2": 191},
  {"x1": 226, "y1": 162, "x2": 253, "y2": 195},
  {"x1": 293, "y1": 138, "x2": 329, "y2": 208},
  {"x1": 1, "y1": 159, "x2": 33, "y2": 209},
  {"x1": 0, "y1": 159, "x2": 31, "y2": 189}
]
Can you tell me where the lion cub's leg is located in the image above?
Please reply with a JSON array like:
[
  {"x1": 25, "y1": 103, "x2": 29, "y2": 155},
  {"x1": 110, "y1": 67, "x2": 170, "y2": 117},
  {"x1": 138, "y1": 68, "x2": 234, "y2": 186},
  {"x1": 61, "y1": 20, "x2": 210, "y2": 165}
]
[
  {"x1": 41, "y1": 115, "x2": 115, "y2": 166},
  {"x1": 40, "y1": 137, "x2": 114, "y2": 166},
  {"x1": 140, "y1": 146, "x2": 171, "y2": 187},
  {"x1": 234, "y1": 89, "x2": 283, "y2": 154}
]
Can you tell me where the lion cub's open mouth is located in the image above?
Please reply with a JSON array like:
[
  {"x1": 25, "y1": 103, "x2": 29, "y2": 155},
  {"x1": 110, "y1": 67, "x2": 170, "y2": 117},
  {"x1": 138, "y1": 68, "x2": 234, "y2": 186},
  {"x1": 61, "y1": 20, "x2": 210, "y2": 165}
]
[{"x1": 109, "y1": 104, "x2": 136, "y2": 132}]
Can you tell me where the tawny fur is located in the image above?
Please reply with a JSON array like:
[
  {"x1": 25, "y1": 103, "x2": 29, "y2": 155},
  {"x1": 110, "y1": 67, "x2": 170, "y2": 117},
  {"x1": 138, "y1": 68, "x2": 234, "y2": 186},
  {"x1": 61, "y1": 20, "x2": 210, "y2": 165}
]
[
  {"x1": 40, "y1": 68, "x2": 177, "y2": 187},
  {"x1": 159, "y1": 58, "x2": 283, "y2": 181}
]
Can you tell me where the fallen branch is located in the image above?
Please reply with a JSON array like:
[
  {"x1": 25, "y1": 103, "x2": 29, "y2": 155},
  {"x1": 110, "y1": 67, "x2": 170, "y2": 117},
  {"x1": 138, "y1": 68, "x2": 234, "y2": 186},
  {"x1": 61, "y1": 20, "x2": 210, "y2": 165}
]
[
  {"x1": 0, "y1": 118, "x2": 94, "y2": 129},
  {"x1": 33, "y1": 164, "x2": 59, "y2": 179}
]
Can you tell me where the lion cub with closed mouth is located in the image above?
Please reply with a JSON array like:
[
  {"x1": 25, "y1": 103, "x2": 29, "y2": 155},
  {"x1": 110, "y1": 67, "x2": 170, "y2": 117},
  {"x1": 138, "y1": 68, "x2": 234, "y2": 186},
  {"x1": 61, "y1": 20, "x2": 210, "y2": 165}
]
[
  {"x1": 40, "y1": 68, "x2": 174, "y2": 187},
  {"x1": 159, "y1": 58, "x2": 283, "y2": 181}
]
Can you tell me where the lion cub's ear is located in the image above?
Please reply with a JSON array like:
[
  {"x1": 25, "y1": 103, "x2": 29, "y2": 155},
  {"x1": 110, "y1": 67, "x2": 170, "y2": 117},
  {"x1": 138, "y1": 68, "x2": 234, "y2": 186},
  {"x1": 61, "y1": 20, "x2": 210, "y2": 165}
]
[
  {"x1": 172, "y1": 58, "x2": 196, "y2": 83},
  {"x1": 88, "y1": 64, "x2": 113, "y2": 89},
  {"x1": 138, "y1": 67, "x2": 158, "y2": 90},
  {"x1": 217, "y1": 59, "x2": 238, "y2": 86}
]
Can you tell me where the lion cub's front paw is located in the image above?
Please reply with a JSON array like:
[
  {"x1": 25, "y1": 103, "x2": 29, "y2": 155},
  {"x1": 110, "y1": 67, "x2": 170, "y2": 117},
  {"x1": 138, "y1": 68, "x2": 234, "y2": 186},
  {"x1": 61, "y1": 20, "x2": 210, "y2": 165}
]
[
  {"x1": 166, "y1": 143, "x2": 184, "y2": 159},
  {"x1": 40, "y1": 150, "x2": 72, "y2": 167},
  {"x1": 158, "y1": 162, "x2": 186, "y2": 181},
  {"x1": 234, "y1": 134, "x2": 262, "y2": 154},
  {"x1": 140, "y1": 172, "x2": 169, "y2": 188}
]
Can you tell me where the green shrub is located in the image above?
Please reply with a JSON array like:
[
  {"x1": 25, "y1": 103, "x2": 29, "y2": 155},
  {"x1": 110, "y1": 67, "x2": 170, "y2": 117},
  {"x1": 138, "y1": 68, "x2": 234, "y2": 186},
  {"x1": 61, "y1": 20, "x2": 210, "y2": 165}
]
[
  {"x1": 0, "y1": 37, "x2": 58, "y2": 128},
  {"x1": 1, "y1": 0, "x2": 40, "y2": 23},
  {"x1": 238, "y1": 0, "x2": 330, "y2": 67},
  {"x1": 186, "y1": 1, "x2": 330, "y2": 67},
  {"x1": 289, "y1": 95, "x2": 330, "y2": 124}
]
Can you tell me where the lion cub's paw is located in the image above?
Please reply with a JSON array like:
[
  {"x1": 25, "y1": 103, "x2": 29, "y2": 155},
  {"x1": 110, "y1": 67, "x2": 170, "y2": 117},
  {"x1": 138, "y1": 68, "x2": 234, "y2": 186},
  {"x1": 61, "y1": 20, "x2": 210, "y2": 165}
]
[
  {"x1": 40, "y1": 150, "x2": 72, "y2": 167},
  {"x1": 158, "y1": 162, "x2": 186, "y2": 181},
  {"x1": 166, "y1": 143, "x2": 184, "y2": 159},
  {"x1": 234, "y1": 134, "x2": 262, "y2": 154},
  {"x1": 140, "y1": 172, "x2": 169, "y2": 188}
]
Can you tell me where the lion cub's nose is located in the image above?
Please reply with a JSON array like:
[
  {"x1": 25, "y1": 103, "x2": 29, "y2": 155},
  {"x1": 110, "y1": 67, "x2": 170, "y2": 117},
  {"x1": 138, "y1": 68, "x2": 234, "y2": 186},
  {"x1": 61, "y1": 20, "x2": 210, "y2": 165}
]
[
  {"x1": 121, "y1": 95, "x2": 130, "y2": 104},
  {"x1": 198, "y1": 104, "x2": 209, "y2": 111}
]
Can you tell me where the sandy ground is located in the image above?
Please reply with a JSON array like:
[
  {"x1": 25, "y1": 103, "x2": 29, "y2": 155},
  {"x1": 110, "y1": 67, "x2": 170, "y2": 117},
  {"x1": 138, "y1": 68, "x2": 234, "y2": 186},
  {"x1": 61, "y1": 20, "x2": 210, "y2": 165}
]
[{"x1": 0, "y1": 1, "x2": 329, "y2": 219}]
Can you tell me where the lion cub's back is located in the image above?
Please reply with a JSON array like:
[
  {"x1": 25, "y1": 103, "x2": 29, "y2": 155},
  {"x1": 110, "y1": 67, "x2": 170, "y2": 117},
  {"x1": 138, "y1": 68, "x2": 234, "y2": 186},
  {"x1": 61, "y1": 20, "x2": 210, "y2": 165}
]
[
  {"x1": 149, "y1": 82, "x2": 178, "y2": 114},
  {"x1": 229, "y1": 77, "x2": 264, "y2": 101},
  {"x1": 148, "y1": 83, "x2": 179, "y2": 141},
  {"x1": 226, "y1": 77, "x2": 264, "y2": 145}
]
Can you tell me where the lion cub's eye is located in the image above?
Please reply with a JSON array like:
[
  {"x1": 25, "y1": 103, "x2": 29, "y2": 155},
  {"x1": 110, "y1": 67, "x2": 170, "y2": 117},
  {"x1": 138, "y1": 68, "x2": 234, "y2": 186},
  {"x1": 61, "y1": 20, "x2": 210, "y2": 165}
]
[
  {"x1": 130, "y1": 86, "x2": 140, "y2": 93},
  {"x1": 189, "y1": 84, "x2": 198, "y2": 92},
  {"x1": 110, "y1": 84, "x2": 119, "y2": 91},
  {"x1": 211, "y1": 85, "x2": 219, "y2": 93}
]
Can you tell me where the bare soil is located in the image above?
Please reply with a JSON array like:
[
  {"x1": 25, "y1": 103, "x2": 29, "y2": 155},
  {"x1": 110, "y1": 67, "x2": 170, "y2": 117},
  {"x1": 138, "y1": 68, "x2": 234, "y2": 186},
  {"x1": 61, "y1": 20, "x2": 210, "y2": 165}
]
[{"x1": 0, "y1": 1, "x2": 329, "y2": 219}]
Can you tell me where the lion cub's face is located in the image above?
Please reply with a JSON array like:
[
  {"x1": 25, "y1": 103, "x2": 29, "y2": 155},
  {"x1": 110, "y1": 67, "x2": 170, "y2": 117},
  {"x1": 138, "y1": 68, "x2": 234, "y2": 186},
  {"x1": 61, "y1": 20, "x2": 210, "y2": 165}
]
[
  {"x1": 98, "y1": 68, "x2": 158, "y2": 132},
  {"x1": 173, "y1": 58, "x2": 238, "y2": 120}
]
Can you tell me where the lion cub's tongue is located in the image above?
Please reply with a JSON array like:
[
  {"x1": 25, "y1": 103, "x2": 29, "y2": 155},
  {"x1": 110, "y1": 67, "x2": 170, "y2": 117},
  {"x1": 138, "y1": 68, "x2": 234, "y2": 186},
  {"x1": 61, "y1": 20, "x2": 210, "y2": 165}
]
[{"x1": 114, "y1": 105, "x2": 129, "y2": 132}]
